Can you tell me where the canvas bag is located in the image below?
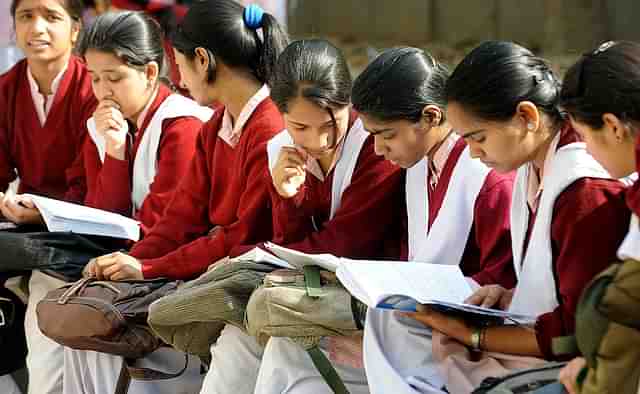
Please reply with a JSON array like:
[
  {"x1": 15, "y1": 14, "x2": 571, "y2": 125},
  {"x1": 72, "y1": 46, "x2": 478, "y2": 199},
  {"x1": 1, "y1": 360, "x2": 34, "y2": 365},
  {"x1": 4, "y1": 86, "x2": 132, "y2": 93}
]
[
  {"x1": 246, "y1": 267, "x2": 366, "y2": 394},
  {"x1": 552, "y1": 259, "x2": 640, "y2": 394},
  {"x1": 146, "y1": 259, "x2": 276, "y2": 361}
]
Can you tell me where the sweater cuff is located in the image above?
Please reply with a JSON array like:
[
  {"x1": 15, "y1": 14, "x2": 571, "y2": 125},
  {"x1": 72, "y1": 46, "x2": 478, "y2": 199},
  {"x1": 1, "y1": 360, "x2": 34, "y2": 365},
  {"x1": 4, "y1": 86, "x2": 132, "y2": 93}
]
[
  {"x1": 535, "y1": 311, "x2": 575, "y2": 361},
  {"x1": 141, "y1": 258, "x2": 166, "y2": 279}
]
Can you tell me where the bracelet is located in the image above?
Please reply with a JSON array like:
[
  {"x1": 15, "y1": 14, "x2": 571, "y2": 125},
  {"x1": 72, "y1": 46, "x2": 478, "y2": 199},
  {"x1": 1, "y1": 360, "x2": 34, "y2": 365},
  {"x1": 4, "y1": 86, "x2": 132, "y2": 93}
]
[
  {"x1": 479, "y1": 327, "x2": 487, "y2": 350},
  {"x1": 470, "y1": 327, "x2": 482, "y2": 350}
]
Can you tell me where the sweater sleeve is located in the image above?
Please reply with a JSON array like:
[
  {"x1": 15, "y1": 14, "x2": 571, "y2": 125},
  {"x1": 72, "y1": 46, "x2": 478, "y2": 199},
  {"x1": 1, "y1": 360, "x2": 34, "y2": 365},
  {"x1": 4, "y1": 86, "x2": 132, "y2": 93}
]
[
  {"x1": 136, "y1": 116, "x2": 203, "y2": 235},
  {"x1": 470, "y1": 172, "x2": 517, "y2": 288},
  {"x1": 535, "y1": 178, "x2": 630, "y2": 360},
  {"x1": 131, "y1": 122, "x2": 274, "y2": 280},
  {"x1": 63, "y1": 92, "x2": 97, "y2": 204},
  {"x1": 0, "y1": 85, "x2": 16, "y2": 193},
  {"x1": 129, "y1": 126, "x2": 213, "y2": 267},
  {"x1": 268, "y1": 139, "x2": 405, "y2": 259}
]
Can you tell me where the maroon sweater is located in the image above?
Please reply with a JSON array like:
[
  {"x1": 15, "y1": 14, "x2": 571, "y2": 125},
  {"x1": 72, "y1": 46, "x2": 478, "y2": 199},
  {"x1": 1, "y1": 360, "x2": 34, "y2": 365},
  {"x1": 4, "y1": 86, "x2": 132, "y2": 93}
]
[
  {"x1": 427, "y1": 137, "x2": 516, "y2": 289},
  {"x1": 523, "y1": 130, "x2": 630, "y2": 360},
  {"x1": 130, "y1": 98, "x2": 284, "y2": 279},
  {"x1": 0, "y1": 56, "x2": 97, "y2": 201},
  {"x1": 74, "y1": 85, "x2": 205, "y2": 235},
  {"x1": 258, "y1": 128, "x2": 405, "y2": 260}
]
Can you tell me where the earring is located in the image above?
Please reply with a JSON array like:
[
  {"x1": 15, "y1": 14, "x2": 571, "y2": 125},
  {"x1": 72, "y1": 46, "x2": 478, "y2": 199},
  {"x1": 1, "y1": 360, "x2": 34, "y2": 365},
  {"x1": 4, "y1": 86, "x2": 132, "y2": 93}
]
[{"x1": 527, "y1": 123, "x2": 535, "y2": 131}]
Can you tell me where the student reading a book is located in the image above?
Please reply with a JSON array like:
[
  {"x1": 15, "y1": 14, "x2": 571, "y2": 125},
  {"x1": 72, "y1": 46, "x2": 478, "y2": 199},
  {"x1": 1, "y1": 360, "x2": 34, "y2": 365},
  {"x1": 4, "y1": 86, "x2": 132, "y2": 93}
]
[
  {"x1": 400, "y1": 41, "x2": 630, "y2": 394},
  {"x1": 343, "y1": 46, "x2": 516, "y2": 394},
  {"x1": 0, "y1": 11, "x2": 210, "y2": 394},
  {"x1": 557, "y1": 41, "x2": 640, "y2": 394},
  {"x1": 228, "y1": 39, "x2": 405, "y2": 394},
  {"x1": 64, "y1": 2, "x2": 288, "y2": 393}
]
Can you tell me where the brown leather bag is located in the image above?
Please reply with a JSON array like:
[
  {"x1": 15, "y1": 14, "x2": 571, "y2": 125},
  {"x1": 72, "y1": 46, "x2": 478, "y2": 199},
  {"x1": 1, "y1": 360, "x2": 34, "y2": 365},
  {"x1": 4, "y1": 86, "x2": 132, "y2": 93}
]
[{"x1": 36, "y1": 277, "x2": 180, "y2": 359}]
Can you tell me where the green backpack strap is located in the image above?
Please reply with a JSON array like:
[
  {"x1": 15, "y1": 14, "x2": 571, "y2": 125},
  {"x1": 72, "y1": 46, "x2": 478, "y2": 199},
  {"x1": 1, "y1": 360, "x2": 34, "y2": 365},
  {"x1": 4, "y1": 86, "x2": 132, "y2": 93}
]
[
  {"x1": 307, "y1": 346, "x2": 351, "y2": 394},
  {"x1": 304, "y1": 266, "x2": 324, "y2": 298}
]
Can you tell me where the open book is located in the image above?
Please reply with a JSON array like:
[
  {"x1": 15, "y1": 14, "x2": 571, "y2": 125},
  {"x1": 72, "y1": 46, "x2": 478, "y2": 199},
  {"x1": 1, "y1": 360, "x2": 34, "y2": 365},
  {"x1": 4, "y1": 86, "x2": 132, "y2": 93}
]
[
  {"x1": 337, "y1": 259, "x2": 536, "y2": 325},
  {"x1": 233, "y1": 243, "x2": 341, "y2": 272},
  {"x1": 26, "y1": 195, "x2": 141, "y2": 241}
]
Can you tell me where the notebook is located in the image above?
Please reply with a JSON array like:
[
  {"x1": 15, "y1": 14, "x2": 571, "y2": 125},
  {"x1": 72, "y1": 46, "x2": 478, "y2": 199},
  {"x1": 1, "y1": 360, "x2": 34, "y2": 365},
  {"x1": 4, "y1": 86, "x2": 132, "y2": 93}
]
[
  {"x1": 337, "y1": 259, "x2": 536, "y2": 325},
  {"x1": 26, "y1": 194, "x2": 141, "y2": 241}
]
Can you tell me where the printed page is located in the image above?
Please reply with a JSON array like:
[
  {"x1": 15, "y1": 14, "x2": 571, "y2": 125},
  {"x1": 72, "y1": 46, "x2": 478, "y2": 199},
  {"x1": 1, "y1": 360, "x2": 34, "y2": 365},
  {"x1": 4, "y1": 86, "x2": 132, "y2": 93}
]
[
  {"x1": 336, "y1": 259, "x2": 472, "y2": 308},
  {"x1": 27, "y1": 194, "x2": 140, "y2": 241},
  {"x1": 265, "y1": 242, "x2": 340, "y2": 272}
]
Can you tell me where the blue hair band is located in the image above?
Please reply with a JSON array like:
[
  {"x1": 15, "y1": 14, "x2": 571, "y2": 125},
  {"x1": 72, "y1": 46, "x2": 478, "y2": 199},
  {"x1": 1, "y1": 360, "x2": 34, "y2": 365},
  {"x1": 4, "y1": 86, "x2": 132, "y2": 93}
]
[{"x1": 243, "y1": 4, "x2": 265, "y2": 30}]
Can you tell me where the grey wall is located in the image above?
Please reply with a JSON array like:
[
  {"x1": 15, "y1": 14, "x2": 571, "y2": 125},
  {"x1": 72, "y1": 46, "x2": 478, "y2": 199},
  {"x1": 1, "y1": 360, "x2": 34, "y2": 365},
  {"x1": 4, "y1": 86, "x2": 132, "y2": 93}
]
[{"x1": 288, "y1": 0, "x2": 639, "y2": 53}]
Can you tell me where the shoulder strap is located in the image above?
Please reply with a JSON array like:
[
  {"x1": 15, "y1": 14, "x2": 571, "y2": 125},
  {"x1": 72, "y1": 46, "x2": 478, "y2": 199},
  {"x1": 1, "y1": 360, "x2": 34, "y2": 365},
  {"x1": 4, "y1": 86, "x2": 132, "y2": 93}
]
[
  {"x1": 307, "y1": 346, "x2": 351, "y2": 394},
  {"x1": 113, "y1": 353, "x2": 190, "y2": 394}
]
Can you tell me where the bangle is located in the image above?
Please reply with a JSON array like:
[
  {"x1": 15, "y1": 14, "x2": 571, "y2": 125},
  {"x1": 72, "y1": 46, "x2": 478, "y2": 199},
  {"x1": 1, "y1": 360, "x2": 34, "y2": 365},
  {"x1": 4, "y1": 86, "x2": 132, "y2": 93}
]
[
  {"x1": 479, "y1": 327, "x2": 487, "y2": 350},
  {"x1": 470, "y1": 327, "x2": 482, "y2": 350}
]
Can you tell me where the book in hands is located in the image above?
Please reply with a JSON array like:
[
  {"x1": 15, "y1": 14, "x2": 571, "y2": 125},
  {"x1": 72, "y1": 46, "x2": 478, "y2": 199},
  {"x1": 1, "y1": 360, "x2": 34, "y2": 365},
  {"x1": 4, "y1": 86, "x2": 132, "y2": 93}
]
[
  {"x1": 336, "y1": 259, "x2": 536, "y2": 326},
  {"x1": 26, "y1": 194, "x2": 141, "y2": 241},
  {"x1": 264, "y1": 242, "x2": 340, "y2": 272}
]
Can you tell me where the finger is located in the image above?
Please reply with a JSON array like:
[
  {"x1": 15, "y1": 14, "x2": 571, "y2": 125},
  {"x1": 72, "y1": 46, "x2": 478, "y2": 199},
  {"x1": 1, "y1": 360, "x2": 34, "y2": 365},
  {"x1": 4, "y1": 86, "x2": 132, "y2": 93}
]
[
  {"x1": 96, "y1": 255, "x2": 119, "y2": 268},
  {"x1": 102, "y1": 263, "x2": 122, "y2": 279},
  {"x1": 17, "y1": 196, "x2": 36, "y2": 209},
  {"x1": 279, "y1": 148, "x2": 306, "y2": 166},
  {"x1": 98, "y1": 98, "x2": 120, "y2": 110},
  {"x1": 465, "y1": 288, "x2": 488, "y2": 305},
  {"x1": 480, "y1": 293, "x2": 499, "y2": 308},
  {"x1": 283, "y1": 167, "x2": 305, "y2": 178}
]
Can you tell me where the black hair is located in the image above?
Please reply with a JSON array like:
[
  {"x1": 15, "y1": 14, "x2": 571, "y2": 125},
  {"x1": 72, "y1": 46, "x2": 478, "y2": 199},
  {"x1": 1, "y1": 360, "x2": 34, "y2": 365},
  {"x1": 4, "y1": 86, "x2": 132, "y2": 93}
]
[
  {"x1": 352, "y1": 47, "x2": 449, "y2": 124},
  {"x1": 172, "y1": 0, "x2": 289, "y2": 84},
  {"x1": 445, "y1": 40, "x2": 563, "y2": 124},
  {"x1": 561, "y1": 41, "x2": 640, "y2": 131},
  {"x1": 270, "y1": 39, "x2": 352, "y2": 117},
  {"x1": 77, "y1": 11, "x2": 167, "y2": 80},
  {"x1": 11, "y1": 0, "x2": 84, "y2": 22}
]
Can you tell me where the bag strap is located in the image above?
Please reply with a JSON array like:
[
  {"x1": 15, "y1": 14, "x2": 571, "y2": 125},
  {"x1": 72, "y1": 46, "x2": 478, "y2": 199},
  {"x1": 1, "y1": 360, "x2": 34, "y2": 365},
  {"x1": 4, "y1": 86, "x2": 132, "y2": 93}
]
[
  {"x1": 113, "y1": 353, "x2": 190, "y2": 394},
  {"x1": 307, "y1": 346, "x2": 350, "y2": 394},
  {"x1": 304, "y1": 266, "x2": 323, "y2": 298}
]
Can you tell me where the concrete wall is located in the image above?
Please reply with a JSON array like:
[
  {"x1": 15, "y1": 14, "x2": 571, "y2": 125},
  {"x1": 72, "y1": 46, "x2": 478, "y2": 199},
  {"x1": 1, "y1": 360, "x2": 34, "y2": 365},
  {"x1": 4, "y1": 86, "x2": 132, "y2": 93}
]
[{"x1": 288, "y1": 0, "x2": 636, "y2": 53}]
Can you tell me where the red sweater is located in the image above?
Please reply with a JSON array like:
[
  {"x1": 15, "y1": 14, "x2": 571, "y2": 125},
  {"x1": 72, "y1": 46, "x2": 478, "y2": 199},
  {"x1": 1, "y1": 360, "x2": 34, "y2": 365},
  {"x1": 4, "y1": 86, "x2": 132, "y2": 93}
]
[
  {"x1": 257, "y1": 131, "x2": 405, "y2": 260},
  {"x1": 427, "y1": 138, "x2": 516, "y2": 289},
  {"x1": 522, "y1": 130, "x2": 631, "y2": 360},
  {"x1": 130, "y1": 99, "x2": 284, "y2": 279},
  {"x1": 0, "y1": 56, "x2": 97, "y2": 201},
  {"x1": 78, "y1": 85, "x2": 204, "y2": 235}
]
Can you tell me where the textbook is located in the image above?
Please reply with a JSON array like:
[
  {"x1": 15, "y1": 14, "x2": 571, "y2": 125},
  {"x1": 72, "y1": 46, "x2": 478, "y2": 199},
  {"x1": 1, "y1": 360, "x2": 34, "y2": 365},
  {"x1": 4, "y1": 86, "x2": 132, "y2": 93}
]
[
  {"x1": 336, "y1": 259, "x2": 536, "y2": 325},
  {"x1": 234, "y1": 243, "x2": 341, "y2": 272},
  {"x1": 26, "y1": 194, "x2": 141, "y2": 241},
  {"x1": 264, "y1": 242, "x2": 341, "y2": 272}
]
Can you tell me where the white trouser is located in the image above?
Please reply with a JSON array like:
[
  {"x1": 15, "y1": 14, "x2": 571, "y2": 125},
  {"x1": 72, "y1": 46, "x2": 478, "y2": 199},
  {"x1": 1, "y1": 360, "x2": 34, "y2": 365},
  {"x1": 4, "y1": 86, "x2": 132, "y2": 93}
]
[
  {"x1": 26, "y1": 270, "x2": 68, "y2": 394},
  {"x1": 63, "y1": 347, "x2": 203, "y2": 394},
  {"x1": 199, "y1": 324, "x2": 264, "y2": 394},
  {"x1": 254, "y1": 337, "x2": 369, "y2": 394},
  {"x1": 363, "y1": 309, "x2": 446, "y2": 394},
  {"x1": 0, "y1": 374, "x2": 22, "y2": 394}
]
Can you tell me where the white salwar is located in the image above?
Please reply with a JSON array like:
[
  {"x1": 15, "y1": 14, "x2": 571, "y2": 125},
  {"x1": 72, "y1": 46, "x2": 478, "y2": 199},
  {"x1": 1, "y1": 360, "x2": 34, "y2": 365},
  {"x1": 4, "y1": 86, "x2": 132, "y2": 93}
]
[
  {"x1": 362, "y1": 146, "x2": 490, "y2": 394},
  {"x1": 25, "y1": 271, "x2": 68, "y2": 394},
  {"x1": 254, "y1": 337, "x2": 370, "y2": 394},
  {"x1": 198, "y1": 325, "x2": 264, "y2": 394},
  {"x1": 63, "y1": 347, "x2": 203, "y2": 394}
]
